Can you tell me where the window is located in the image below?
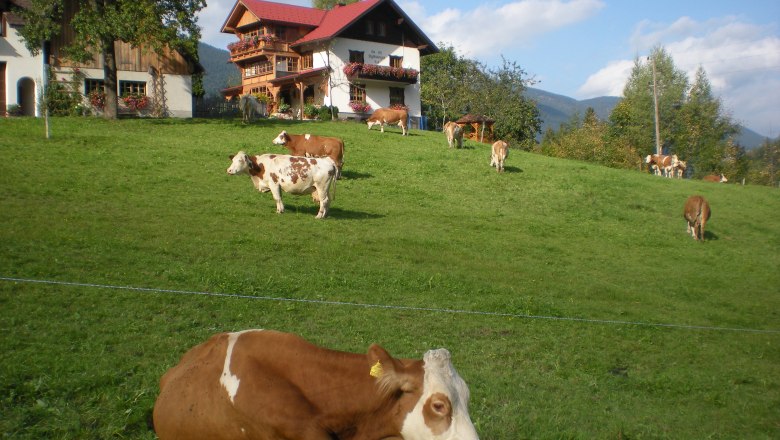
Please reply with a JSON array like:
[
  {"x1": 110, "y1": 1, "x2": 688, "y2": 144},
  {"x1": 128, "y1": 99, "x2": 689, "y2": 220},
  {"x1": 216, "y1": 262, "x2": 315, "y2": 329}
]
[
  {"x1": 84, "y1": 79, "x2": 104, "y2": 95},
  {"x1": 245, "y1": 60, "x2": 272, "y2": 77},
  {"x1": 390, "y1": 56, "x2": 403, "y2": 68},
  {"x1": 349, "y1": 83, "x2": 366, "y2": 103},
  {"x1": 276, "y1": 56, "x2": 298, "y2": 73},
  {"x1": 300, "y1": 52, "x2": 313, "y2": 70},
  {"x1": 390, "y1": 87, "x2": 405, "y2": 107},
  {"x1": 365, "y1": 20, "x2": 374, "y2": 35},
  {"x1": 250, "y1": 86, "x2": 272, "y2": 100},
  {"x1": 119, "y1": 81, "x2": 146, "y2": 96},
  {"x1": 274, "y1": 26, "x2": 287, "y2": 42},
  {"x1": 377, "y1": 22, "x2": 386, "y2": 37},
  {"x1": 349, "y1": 50, "x2": 364, "y2": 64}
]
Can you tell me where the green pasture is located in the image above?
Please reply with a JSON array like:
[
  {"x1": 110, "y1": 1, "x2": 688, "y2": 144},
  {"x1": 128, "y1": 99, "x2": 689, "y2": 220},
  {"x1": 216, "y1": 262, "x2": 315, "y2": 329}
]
[{"x1": 1, "y1": 117, "x2": 778, "y2": 439}]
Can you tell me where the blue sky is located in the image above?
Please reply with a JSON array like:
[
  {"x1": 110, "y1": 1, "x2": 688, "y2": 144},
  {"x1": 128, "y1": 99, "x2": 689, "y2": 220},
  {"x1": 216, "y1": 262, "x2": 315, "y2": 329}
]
[{"x1": 198, "y1": 0, "x2": 780, "y2": 136}]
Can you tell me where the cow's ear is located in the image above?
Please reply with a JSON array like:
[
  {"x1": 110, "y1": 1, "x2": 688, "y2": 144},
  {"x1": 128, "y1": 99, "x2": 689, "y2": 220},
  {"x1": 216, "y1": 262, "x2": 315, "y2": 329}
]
[
  {"x1": 368, "y1": 344, "x2": 416, "y2": 394},
  {"x1": 229, "y1": 154, "x2": 235, "y2": 160}
]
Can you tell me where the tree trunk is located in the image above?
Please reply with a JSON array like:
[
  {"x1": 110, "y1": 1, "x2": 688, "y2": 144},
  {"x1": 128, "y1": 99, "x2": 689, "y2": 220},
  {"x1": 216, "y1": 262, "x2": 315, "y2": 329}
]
[{"x1": 102, "y1": 39, "x2": 118, "y2": 119}]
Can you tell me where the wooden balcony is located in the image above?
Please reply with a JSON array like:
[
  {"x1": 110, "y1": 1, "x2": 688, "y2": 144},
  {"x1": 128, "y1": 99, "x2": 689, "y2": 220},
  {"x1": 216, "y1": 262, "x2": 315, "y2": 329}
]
[
  {"x1": 342, "y1": 63, "x2": 419, "y2": 85},
  {"x1": 228, "y1": 39, "x2": 291, "y2": 63}
]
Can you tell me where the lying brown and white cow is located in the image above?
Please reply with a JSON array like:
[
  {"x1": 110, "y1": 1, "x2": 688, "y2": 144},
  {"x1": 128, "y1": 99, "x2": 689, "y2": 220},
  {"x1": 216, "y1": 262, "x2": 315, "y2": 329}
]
[
  {"x1": 645, "y1": 154, "x2": 674, "y2": 177},
  {"x1": 272, "y1": 130, "x2": 344, "y2": 179},
  {"x1": 227, "y1": 151, "x2": 336, "y2": 219},
  {"x1": 702, "y1": 173, "x2": 728, "y2": 183},
  {"x1": 490, "y1": 140, "x2": 509, "y2": 172},
  {"x1": 367, "y1": 107, "x2": 408, "y2": 136},
  {"x1": 683, "y1": 195, "x2": 711, "y2": 241},
  {"x1": 153, "y1": 329, "x2": 480, "y2": 440},
  {"x1": 444, "y1": 121, "x2": 463, "y2": 148}
]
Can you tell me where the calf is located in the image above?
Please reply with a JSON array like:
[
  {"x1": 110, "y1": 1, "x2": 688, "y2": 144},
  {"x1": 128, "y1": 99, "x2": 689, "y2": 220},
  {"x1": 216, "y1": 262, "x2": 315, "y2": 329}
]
[
  {"x1": 490, "y1": 140, "x2": 509, "y2": 172},
  {"x1": 645, "y1": 154, "x2": 673, "y2": 177},
  {"x1": 672, "y1": 155, "x2": 687, "y2": 179},
  {"x1": 683, "y1": 195, "x2": 711, "y2": 241},
  {"x1": 272, "y1": 130, "x2": 344, "y2": 179},
  {"x1": 367, "y1": 107, "x2": 408, "y2": 136},
  {"x1": 227, "y1": 151, "x2": 336, "y2": 219},
  {"x1": 444, "y1": 121, "x2": 463, "y2": 148},
  {"x1": 153, "y1": 329, "x2": 481, "y2": 440},
  {"x1": 702, "y1": 174, "x2": 728, "y2": 183}
]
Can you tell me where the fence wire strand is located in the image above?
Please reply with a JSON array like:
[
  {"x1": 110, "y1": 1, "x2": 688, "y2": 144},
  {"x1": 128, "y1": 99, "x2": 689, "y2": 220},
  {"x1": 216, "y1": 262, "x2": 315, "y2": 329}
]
[{"x1": 1, "y1": 276, "x2": 778, "y2": 334}]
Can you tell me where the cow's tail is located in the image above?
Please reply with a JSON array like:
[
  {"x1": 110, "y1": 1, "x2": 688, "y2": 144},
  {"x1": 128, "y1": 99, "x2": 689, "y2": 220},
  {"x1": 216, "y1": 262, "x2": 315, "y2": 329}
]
[{"x1": 329, "y1": 174, "x2": 336, "y2": 202}]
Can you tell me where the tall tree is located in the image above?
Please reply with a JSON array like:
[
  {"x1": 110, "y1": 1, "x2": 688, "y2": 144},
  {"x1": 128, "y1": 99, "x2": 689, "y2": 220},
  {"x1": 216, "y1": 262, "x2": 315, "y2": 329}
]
[
  {"x1": 18, "y1": 0, "x2": 205, "y2": 119},
  {"x1": 312, "y1": 0, "x2": 358, "y2": 9},
  {"x1": 420, "y1": 44, "x2": 477, "y2": 129}
]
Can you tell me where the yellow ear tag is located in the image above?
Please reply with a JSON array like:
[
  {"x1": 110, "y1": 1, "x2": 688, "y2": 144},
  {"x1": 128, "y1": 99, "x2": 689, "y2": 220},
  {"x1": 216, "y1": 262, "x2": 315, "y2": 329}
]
[{"x1": 370, "y1": 361, "x2": 384, "y2": 378}]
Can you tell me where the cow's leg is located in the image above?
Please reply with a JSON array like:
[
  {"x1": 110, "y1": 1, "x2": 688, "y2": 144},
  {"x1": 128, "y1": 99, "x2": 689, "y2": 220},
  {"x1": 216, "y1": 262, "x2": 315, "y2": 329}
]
[
  {"x1": 380, "y1": 121, "x2": 385, "y2": 133},
  {"x1": 314, "y1": 185, "x2": 330, "y2": 219},
  {"x1": 399, "y1": 120, "x2": 407, "y2": 136},
  {"x1": 269, "y1": 185, "x2": 284, "y2": 214}
]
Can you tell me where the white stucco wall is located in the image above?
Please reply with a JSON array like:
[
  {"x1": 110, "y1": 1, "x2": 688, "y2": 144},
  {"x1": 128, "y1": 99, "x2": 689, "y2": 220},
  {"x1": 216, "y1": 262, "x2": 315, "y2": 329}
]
[
  {"x1": 1, "y1": 23, "x2": 44, "y2": 115},
  {"x1": 317, "y1": 37, "x2": 422, "y2": 118}
]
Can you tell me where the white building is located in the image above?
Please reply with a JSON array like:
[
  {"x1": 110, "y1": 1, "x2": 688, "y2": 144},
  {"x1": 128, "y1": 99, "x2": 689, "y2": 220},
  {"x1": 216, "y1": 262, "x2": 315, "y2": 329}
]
[{"x1": 220, "y1": 0, "x2": 437, "y2": 126}]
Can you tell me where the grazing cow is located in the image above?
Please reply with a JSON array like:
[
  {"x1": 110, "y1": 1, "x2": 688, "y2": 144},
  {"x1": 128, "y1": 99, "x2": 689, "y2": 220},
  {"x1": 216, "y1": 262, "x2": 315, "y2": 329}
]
[
  {"x1": 702, "y1": 174, "x2": 728, "y2": 183},
  {"x1": 226, "y1": 151, "x2": 336, "y2": 219},
  {"x1": 490, "y1": 140, "x2": 509, "y2": 172},
  {"x1": 367, "y1": 107, "x2": 408, "y2": 136},
  {"x1": 683, "y1": 195, "x2": 711, "y2": 241},
  {"x1": 239, "y1": 94, "x2": 265, "y2": 123},
  {"x1": 444, "y1": 121, "x2": 463, "y2": 148},
  {"x1": 153, "y1": 329, "x2": 480, "y2": 440},
  {"x1": 672, "y1": 155, "x2": 687, "y2": 179},
  {"x1": 272, "y1": 130, "x2": 345, "y2": 179},
  {"x1": 645, "y1": 154, "x2": 674, "y2": 177}
]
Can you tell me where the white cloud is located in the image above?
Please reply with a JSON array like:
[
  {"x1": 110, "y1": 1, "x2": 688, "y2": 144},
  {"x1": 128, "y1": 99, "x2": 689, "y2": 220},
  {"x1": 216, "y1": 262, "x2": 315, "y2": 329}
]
[
  {"x1": 579, "y1": 16, "x2": 780, "y2": 135},
  {"x1": 400, "y1": 0, "x2": 605, "y2": 58}
]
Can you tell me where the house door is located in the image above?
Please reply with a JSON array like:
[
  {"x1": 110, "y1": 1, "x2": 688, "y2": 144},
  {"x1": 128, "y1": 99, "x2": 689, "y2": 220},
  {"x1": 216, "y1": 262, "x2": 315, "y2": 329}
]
[
  {"x1": 18, "y1": 77, "x2": 36, "y2": 116},
  {"x1": 0, "y1": 63, "x2": 6, "y2": 115}
]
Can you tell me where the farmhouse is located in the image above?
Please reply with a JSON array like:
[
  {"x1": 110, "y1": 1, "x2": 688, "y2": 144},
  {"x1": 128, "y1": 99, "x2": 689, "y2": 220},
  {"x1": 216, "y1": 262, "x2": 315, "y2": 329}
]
[
  {"x1": 220, "y1": 0, "x2": 437, "y2": 127},
  {"x1": 0, "y1": 0, "x2": 201, "y2": 117}
]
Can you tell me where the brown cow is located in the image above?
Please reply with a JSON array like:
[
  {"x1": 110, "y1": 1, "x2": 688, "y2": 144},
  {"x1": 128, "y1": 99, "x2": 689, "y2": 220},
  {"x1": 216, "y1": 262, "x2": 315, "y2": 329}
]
[
  {"x1": 683, "y1": 195, "x2": 711, "y2": 241},
  {"x1": 702, "y1": 174, "x2": 728, "y2": 183},
  {"x1": 153, "y1": 329, "x2": 480, "y2": 440},
  {"x1": 444, "y1": 121, "x2": 463, "y2": 148},
  {"x1": 272, "y1": 130, "x2": 344, "y2": 179},
  {"x1": 367, "y1": 107, "x2": 408, "y2": 136},
  {"x1": 490, "y1": 140, "x2": 509, "y2": 172},
  {"x1": 645, "y1": 154, "x2": 673, "y2": 177}
]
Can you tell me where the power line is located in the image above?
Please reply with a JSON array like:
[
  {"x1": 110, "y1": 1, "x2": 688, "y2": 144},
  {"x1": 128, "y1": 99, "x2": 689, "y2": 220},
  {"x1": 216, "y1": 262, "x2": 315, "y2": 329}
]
[{"x1": 2, "y1": 276, "x2": 778, "y2": 335}]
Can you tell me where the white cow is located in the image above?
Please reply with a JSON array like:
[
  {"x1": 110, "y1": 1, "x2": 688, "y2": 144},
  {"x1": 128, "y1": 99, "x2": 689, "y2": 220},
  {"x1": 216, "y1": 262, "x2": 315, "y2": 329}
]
[
  {"x1": 443, "y1": 121, "x2": 463, "y2": 148},
  {"x1": 490, "y1": 140, "x2": 509, "y2": 172},
  {"x1": 227, "y1": 152, "x2": 336, "y2": 219}
]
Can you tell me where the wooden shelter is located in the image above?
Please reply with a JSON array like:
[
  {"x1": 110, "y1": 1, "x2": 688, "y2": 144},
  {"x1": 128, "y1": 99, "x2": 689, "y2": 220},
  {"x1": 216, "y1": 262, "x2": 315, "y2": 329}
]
[{"x1": 455, "y1": 114, "x2": 495, "y2": 143}]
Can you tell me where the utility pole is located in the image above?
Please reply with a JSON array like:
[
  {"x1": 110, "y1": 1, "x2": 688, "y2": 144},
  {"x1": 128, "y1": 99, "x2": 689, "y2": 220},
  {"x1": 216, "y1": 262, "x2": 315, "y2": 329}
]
[{"x1": 650, "y1": 55, "x2": 661, "y2": 156}]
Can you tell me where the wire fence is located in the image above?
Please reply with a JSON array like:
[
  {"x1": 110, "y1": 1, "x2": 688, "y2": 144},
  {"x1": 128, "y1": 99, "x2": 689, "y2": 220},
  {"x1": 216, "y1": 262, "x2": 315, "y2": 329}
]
[{"x1": 2, "y1": 276, "x2": 778, "y2": 335}]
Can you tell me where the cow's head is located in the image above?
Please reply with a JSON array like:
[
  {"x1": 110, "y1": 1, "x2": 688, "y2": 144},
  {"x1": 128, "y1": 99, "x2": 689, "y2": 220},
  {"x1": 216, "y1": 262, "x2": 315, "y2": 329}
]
[
  {"x1": 645, "y1": 155, "x2": 653, "y2": 163},
  {"x1": 272, "y1": 131, "x2": 290, "y2": 145},
  {"x1": 369, "y1": 345, "x2": 479, "y2": 440},
  {"x1": 226, "y1": 151, "x2": 258, "y2": 175}
]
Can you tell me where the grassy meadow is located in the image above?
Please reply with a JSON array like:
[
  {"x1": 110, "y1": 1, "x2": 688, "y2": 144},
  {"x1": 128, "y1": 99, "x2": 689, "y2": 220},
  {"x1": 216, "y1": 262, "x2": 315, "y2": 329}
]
[{"x1": 1, "y1": 116, "x2": 778, "y2": 439}]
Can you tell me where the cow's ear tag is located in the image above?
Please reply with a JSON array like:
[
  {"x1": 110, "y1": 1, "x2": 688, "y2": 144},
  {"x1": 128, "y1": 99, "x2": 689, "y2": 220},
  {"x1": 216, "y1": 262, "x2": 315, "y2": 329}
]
[{"x1": 369, "y1": 361, "x2": 384, "y2": 378}]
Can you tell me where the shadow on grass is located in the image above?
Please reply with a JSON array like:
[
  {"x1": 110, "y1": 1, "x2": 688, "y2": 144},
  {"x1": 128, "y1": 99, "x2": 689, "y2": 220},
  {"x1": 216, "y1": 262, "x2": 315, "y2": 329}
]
[
  {"x1": 340, "y1": 170, "x2": 373, "y2": 180},
  {"x1": 285, "y1": 205, "x2": 384, "y2": 220},
  {"x1": 501, "y1": 165, "x2": 523, "y2": 174}
]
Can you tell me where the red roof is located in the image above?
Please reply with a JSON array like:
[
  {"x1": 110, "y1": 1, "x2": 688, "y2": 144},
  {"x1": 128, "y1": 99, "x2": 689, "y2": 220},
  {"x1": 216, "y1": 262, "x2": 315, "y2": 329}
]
[
  {"x1": 293, "y1": 0, "x2": 380, "y2": 47},
  {"x1": 222, "y1": 0, "x2": 326, "y2": 32}
]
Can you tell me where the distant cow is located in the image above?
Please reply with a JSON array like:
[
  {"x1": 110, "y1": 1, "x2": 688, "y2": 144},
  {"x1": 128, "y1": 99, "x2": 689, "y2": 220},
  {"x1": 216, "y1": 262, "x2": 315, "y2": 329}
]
[
  {"x1": 367, "y1": 107, "x2": 408, "y2": 136},
  {"x1": 672, "y1": 155, "x2": 687, "y2": 179},
  {"x1": 645, "y1": 154, "x2": 673, "y2": 177},
  {"x1": 272, "y1": 130, "x2": 344, "y2": 179},
  {"x1": 239, "y1": 94, "x2": 265, "y2": 123},
  {"x1": 153, "y1": 329, "x2": 480, "y2": 440},
  {"x1": 683, "y1": 195, "x2": 711, "y2": 241},
  {"x1": 490, "y1": 140, "x2": 509, "y2": 172},
  {"x1": 227, "y1": 152, "x2": 336, "y2": 219},
  {"x1": 444, "y1": 121, "x2": 463, "y2": 148},
  {"x1": 702, "y1": 174, "x2": 728, "y2": 183}
]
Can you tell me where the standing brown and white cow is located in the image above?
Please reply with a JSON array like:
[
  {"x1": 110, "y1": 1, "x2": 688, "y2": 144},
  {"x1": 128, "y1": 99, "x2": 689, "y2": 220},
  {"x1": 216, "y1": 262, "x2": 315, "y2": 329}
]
[
  {"x1": 367, "y1": 107, "x2": 408, "y2": 136},
  {"x1": 153, "y1": 329, "x2": 481, "y2": 440},
  {"x1": 645, "y1": 154, "x2": 674, "y2": 177},
  {"x1": 272, "y1": 130, "x2": 344, "y2": 179},
  {"x1": 683, "y1": 195, "x2": 711, "y2": 241},
  {"x1": 444, "y1": 121, "x2": 463, "y2": 148},
  {"x1": 671, "y1": 155, "x2": 687, "y2": 179},
  {"x1": 490, "y1": 140, "x2": 509, "y2": 172},
  {"x1": 227, "y1": 151, "x2": 336, "y2": 219}
]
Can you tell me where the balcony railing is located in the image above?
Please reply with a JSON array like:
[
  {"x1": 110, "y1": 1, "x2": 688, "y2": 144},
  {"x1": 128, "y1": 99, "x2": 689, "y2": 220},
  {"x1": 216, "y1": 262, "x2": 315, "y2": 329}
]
[
  {"x1": 228, "y1": 37, "x2": 290, "y2": 61},
  {"x1": 342, "y1": 62, "x2": 419, "y2": 84}
]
